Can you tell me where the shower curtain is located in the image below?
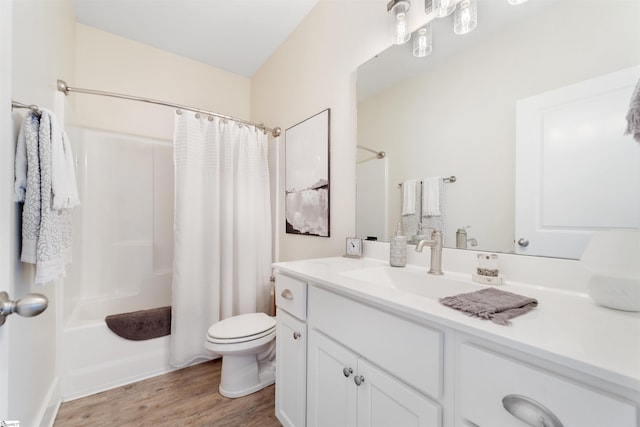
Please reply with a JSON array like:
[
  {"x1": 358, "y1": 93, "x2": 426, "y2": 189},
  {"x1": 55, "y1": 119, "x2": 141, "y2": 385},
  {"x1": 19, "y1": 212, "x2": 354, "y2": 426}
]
[{"x1": 171, "y1": 112, "x2": 272, "y2": 368}]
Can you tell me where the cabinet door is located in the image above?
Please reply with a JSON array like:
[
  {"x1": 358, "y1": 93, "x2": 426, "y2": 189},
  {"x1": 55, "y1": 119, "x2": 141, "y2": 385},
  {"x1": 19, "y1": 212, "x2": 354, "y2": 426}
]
[
  {"x1": 307, "y1": 329, "x2": 358, "y2": 427},
  {"x1": 357, "y1": 358, "x2": 442, "y2": 427},
  {"x1": 276, "y1": 310, "x2": 307, "y2": 427}
]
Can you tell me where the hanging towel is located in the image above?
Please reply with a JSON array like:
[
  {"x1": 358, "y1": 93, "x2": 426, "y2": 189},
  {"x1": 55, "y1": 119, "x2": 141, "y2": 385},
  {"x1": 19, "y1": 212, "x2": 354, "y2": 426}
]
[
  {"x1": 16, "y1": 110, "x2": 76, "y2": 285},
  {"x1": 625, "y1": 76, "x2": 640, "y2": 143},
  {"x1": 401, "y1": 179, "x2": 417, "y2": 215},
  {"x1": 422, "y1": 176, "x2": 441, "y2": 216},
  {"x1": 439, "y1": 287, "x2": 538, "y2": 326},
  {"x1": 47, "y1": 109, "x2": 80, "y2": 210},
  {"x1": 17, "y1": 112, "x2": 42, "y2": 262}
]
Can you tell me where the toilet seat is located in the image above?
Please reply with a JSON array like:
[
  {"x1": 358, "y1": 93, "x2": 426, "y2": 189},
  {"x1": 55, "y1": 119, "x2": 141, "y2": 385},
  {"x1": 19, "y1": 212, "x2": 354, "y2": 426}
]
[{"x1": 206, "y1": 312, "x2": 275, "y2": 344}]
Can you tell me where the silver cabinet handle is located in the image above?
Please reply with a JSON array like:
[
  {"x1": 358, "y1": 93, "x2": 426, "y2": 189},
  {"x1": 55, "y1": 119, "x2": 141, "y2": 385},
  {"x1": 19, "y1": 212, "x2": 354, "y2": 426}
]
[
  {"x1": 280, "y1": 289, "x2": 294, "y2": 300},
  {"x1": 293, "y1": 331, "x2": 301, "y2": 340},
  {"x1": 517, "y1": 238, "x2": 530, "y2": 247},
  {"x1": 354, "y1": 375, "x2": 365, "y2": 386},
  {"x1": 0, "y1": 292, "x2": 48, "y2": 327},
  {"x1": 343, "y1": 367, "x2": 353, "y2": 378},
  {"x1": 502, "y1": 395, "x2": 563, "y2": 427}
]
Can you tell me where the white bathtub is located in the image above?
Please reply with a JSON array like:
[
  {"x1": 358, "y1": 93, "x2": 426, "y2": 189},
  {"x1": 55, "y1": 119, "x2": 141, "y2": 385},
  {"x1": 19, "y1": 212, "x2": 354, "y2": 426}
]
[
  {"x1": 60, "y1": 273, "x2": 176, "y2": 400},
  {"x1": 60, "y1": 128, "x2": 179, "y2": 401}
]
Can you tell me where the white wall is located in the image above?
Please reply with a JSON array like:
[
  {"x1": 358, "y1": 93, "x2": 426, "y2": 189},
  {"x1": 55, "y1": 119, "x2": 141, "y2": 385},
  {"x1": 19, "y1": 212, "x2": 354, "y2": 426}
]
[
  {"x1": 10, "y1": 0, "x2": 76, "y2": 424},
  {"x1": 252, "y1": 0, "x2": 431, "y2": 261},
  {"x1": 72, "y1": 24, "x2": 251, "y2": 141},
  {"x1": 358, "y1": 1, "x2": 640, "y2": 252}
]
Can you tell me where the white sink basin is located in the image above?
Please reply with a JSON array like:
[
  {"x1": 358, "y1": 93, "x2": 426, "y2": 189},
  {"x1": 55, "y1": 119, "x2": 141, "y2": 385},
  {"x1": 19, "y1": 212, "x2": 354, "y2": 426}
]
[{"x1": 340, "y1": 265, "x2": 482, "y2": 300}]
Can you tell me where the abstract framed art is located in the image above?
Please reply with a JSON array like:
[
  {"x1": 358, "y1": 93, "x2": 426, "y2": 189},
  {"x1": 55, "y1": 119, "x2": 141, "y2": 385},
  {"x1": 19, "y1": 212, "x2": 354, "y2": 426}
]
[{"x1": 285, "y1": 109, "x2": 330, "y2": 237}]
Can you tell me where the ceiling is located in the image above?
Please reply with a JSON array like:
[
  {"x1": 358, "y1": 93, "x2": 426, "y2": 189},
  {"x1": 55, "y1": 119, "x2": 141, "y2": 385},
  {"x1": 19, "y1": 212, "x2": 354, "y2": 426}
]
[{"x1": 72, "y1": 0, "x2": 318, "y2": 77}]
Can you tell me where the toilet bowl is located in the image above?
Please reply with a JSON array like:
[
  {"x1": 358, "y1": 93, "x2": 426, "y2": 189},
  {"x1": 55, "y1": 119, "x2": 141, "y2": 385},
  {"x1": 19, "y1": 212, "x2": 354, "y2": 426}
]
[{"x1": 204, "y1": 312, "x2": 276, "y2": 398}]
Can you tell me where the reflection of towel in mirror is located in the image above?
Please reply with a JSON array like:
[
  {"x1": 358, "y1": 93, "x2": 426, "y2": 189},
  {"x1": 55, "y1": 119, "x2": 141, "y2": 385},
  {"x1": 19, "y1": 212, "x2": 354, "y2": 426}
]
[
  {"x1": 401, "y1": 179, "x2": 417, "y2": 215},
  {"x1": 440, "y1": 287, "x2": 538, "y2": 326},
  {"x1": 422, "y1": 177, "x2": 446, "y2": 245},
  {"x1": 625, "y1": 77, "x2": 640, "y2": 143}
]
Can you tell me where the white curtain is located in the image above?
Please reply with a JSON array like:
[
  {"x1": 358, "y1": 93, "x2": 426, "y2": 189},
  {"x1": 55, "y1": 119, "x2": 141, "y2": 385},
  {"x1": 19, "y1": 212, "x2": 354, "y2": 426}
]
[{"x1": 171, "y1": 112, "x2": 272, "y2": 368}]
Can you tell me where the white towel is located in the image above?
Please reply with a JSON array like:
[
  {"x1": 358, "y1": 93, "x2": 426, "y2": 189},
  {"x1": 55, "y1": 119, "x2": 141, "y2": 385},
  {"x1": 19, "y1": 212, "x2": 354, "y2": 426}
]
[
  {"x1": 46, "y1": 109, "x2": 80, "y2": 210},
  {"x1": 18, "y1": 112, "x2": 42, "y2": 263},
  {"x1": 402, "y1": 179, "x2": 417, "y2": 215},
  {"x1": 625, "y1": 76, "x2": 640, "y2": 143},
  {"x1": 14, "y1": 119, "x2": 28, "y2": 202},
  {"x1": 422, "y1": 176, "x2": 441, "y2": 217}
]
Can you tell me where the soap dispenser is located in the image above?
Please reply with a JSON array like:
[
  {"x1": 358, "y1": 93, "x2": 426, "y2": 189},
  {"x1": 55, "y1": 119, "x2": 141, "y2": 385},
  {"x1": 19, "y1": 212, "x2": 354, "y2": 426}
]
[
  {"x1": 456, "y1": 226, "x2": 469, "y2": 249},
  {"x1": 390, "y1": 222, "x2": 407, "y2": 267}
]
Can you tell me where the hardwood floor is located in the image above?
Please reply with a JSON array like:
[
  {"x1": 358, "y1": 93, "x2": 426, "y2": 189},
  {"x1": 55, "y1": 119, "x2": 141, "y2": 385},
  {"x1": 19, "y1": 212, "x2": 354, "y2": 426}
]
[{"x1": 54, "y1": 360, "x2": 282, "y2": 426}]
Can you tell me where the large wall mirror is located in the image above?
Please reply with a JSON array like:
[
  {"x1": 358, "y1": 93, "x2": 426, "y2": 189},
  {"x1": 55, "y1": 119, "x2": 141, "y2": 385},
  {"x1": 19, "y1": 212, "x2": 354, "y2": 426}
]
[{"x1": 356, "y1": 0, "x2": 640, "y2": 259}]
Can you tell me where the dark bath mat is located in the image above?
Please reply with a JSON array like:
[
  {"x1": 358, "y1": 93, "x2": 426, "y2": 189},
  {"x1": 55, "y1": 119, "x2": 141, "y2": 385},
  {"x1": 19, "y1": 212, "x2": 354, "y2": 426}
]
[{"x1": 105, "y1": 306, "x2": 171, "y2": 340}]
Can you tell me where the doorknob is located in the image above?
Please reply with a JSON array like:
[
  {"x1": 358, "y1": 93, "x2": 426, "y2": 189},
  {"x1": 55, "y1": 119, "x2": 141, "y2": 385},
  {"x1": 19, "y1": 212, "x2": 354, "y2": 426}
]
[
  {"x1": 0, "y1": 292, "x2": 48, "y2": 327},
  {"x1": 517, "y1": 238, "x2": 530, "y2": 247}
]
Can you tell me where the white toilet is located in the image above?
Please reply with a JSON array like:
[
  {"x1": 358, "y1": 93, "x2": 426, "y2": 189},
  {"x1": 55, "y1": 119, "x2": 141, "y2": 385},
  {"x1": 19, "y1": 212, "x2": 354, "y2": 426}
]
[{"x1": 204, "y1": 312, "x2": 276, "y2": 398}]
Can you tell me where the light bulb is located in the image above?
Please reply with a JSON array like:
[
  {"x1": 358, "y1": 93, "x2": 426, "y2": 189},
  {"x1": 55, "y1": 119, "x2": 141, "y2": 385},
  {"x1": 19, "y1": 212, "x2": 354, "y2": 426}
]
[
  {"x1": 454, "y1": 0, "x2": 477, "y2": 35},
  {"x1": 413, "y1": 25, "x2": 432, "y2": 57}
]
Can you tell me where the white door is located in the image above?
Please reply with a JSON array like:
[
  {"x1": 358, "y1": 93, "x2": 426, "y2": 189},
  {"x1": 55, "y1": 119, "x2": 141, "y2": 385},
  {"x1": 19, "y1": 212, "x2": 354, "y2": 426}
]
[
  {"x1": 307, "y1": 329, "x2": 358, "y2": 427},
  {"x1": 276, "y1": 310, "x2": 307, "y2": 427},
  {"x1": 357, "y1": 358, "x2": 441, "y2": 427},
  {"x1": 0, "y1": 0, "x2": 13, "y2": 420},
  {"x1": 515, "y1": 66, "x2": 640, "y2": 258}
]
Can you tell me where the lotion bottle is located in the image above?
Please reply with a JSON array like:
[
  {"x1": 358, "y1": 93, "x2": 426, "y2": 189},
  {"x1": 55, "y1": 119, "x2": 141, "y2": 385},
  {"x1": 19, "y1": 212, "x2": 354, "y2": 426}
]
[{"x1": 390, "y1": 222, "x2": 407, "y2": 267}]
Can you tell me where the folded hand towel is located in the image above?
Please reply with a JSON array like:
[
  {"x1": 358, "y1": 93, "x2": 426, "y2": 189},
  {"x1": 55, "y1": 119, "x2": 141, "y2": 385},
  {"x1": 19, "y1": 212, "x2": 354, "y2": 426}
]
[
  {"x1": 402, "y1": 179, "x2": 417, "y2": 215},
  {"x1": 422, "y1": 176, "x2": 441, "y2": 217},
  {"x1": 439, "y1": 287, "x2": 538, "y2": 326}
]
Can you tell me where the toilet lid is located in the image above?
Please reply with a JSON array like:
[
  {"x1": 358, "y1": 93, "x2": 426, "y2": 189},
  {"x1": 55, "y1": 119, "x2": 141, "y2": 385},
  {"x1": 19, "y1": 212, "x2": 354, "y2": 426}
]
[{"x1": 207, "y1": 312, "x2": 276, "y2": 340}]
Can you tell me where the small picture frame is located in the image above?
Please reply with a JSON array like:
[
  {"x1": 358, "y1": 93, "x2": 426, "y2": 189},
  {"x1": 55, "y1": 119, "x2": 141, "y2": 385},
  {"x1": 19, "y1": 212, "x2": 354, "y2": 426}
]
[{"x1": 345, "y1": 237, "x2": 363, "y2": 258}]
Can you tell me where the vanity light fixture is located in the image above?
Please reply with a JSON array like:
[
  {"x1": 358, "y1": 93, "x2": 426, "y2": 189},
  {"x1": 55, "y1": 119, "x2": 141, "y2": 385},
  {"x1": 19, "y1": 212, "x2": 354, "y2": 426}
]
[
  {"x1": 433, "y1": 0, "x2": 456, "y2": 17},
  {"x1": 454, "y1": 0, "x2": 477, "y2": 35},
  {"x1": 413, "y1": 24, "x2": 433, "y2": 57},
  {"x1": 388, "y1": 0, "x2": 412, "y2": 45}
]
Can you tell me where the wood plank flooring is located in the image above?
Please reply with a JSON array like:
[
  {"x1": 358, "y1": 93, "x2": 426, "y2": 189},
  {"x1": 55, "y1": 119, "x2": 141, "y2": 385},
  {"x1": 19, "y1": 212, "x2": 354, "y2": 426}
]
[{"x1": 54, "y1": 360, "x2": 282, "y2": 426}]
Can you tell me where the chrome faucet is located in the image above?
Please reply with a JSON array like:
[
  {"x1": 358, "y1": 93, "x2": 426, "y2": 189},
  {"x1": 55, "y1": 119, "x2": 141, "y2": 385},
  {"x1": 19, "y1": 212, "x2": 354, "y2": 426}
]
[{"x1": 415, "y1": 229, "x2": 444, "y2": 275}]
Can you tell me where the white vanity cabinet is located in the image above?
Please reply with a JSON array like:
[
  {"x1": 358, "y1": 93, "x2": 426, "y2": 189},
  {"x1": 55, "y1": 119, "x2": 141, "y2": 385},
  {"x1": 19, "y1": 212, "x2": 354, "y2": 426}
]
[
  {"x1": 275, "y1": 273, "x2": 308, "y2": 427},
  {"x1": 457, "y1": 343, "x2": 638, "y2": 427},
  {"x1": 307, "y1": 329, "x2": 441, "y2": 427},
  {"x1": 307, "y1": 285, "x2": 443, "y2": 427}
]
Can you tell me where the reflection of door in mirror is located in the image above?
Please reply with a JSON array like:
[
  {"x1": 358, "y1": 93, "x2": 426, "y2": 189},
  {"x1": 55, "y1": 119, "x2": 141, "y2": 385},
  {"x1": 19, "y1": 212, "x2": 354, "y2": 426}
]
[{"x1": 515, "y1": 66, "x2": 640, "y2": 259}]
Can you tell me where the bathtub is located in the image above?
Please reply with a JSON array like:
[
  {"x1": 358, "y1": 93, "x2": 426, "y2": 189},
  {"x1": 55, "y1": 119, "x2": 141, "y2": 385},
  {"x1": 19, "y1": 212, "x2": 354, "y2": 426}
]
[
  {"x1": 60, "y1": 128, "x2": 179, "y2": 401},
  {"x1": 60, "y1": 274, "x2": 176, "y2": 400}
]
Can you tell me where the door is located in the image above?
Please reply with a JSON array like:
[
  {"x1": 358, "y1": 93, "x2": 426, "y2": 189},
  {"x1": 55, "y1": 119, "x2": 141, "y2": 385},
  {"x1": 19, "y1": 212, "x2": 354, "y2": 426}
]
[
  {"x1": 0, "y1": 0, "x2": 13, "y2": 420},
  {"x1": 356, "y1": 358, "x2": 441, "y2": 427},
  {"x1": 276, "y1": 310, "x2": 307, "y2": 427},
  {"x1": 515, "y1": 66, "x2": 640, "y2": 258},
  {"x1": 307, "y1": 329, "x2": 358, "y2": 427}
]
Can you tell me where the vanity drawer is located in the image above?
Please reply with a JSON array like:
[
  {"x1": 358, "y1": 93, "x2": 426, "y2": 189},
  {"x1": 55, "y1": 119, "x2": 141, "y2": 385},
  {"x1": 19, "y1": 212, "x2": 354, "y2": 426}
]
[
  {"x1": 275, "y1": 273, "x2": 307, "y2": 320},
  {"x1": 459, "y1": 344, "x2": 637, "y2": 427},
  {"x1": 308, "y1": 285, "x2": 443, "y2": 399}
]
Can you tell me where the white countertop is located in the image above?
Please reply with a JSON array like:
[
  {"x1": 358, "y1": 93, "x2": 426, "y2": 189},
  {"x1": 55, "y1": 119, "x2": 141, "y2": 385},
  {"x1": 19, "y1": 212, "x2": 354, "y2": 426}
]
[{"x1": 273, "y1": 256, "x2": 640, "y2": 392}]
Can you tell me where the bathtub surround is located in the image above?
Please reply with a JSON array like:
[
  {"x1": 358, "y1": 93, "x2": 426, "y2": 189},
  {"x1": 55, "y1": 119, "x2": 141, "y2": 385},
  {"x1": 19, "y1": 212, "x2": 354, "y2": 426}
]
[{"x1": 171, "y1": 112, "x2": 272, "y2": 367}]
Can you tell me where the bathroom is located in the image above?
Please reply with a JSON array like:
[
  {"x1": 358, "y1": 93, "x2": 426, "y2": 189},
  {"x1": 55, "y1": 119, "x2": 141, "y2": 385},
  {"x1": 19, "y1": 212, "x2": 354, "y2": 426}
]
[{"x1": 1, "y1": 0, "x2": 639, "y2": 426}]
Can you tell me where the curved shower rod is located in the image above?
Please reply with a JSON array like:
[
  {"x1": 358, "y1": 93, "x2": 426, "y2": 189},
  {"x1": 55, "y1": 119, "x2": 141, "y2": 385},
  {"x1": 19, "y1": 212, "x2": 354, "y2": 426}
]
[
  {"x1": 357, "y1": 145, "x2": 386, "y2": 159},
  {"x1": 56, "y1": 79, "x2": 282, "y2": 138}
]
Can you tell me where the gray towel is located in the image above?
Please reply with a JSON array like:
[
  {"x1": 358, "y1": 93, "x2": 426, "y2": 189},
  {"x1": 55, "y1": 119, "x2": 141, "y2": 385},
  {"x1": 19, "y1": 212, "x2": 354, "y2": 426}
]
[
  {"x1": 439, "y1": 287, "x2": 538, "y2": 326},
  {"x1": 626, "y1": 76, "x2": 640, "y2": 143}
]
